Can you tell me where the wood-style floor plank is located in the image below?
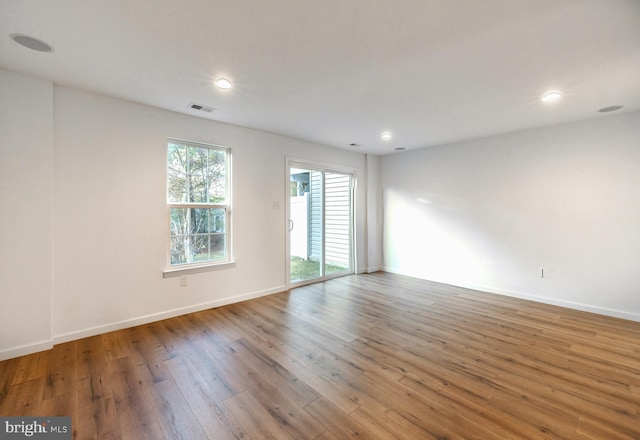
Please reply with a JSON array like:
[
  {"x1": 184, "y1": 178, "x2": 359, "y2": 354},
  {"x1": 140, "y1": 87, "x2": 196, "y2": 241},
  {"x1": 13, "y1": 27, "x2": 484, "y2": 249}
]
[
  {"x1": 1, "y1": 272, "x2": 639, "y2": 439},
  {"x1": 164, "y1": 355, "x2": 248, "y2": 440}
]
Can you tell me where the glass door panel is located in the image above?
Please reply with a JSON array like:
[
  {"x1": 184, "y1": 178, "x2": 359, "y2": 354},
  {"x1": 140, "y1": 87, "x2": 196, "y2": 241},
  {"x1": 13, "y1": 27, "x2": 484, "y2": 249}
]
[
  {"x1": 288, "y1": 164, "x2": 353, "y2": 285},
  {"x1": 289, "y1": 167, "x2": 323, "y2": 283},
  {"x1": 325, "y1": 172, "x2": 351, "y2": 276}
]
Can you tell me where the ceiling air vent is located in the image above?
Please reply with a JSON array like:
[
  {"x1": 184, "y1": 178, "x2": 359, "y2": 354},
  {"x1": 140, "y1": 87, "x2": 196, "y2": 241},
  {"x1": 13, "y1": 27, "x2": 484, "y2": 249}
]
[{"x1": 188, "y1": 103, "x2": 216, "y2": 113}]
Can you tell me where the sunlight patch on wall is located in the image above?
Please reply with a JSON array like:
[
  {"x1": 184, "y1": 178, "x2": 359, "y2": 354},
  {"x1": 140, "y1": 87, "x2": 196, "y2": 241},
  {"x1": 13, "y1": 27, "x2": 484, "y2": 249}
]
[{"x1": 383, "y1": 189, "x2": 496, "y2": 285}]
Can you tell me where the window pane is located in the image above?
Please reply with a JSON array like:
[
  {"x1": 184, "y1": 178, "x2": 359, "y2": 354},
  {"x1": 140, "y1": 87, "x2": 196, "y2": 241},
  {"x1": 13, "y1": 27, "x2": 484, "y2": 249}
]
[
  {"x1": 168, "y1": 143, "x2": 187, "y2": 172},
  {"x1": 168, "y1": 143, "x2": 187, "y2": 203},
  {"x1": 189, "y1": 174, "x2": 207, "y2": 203},
  {"x1": 192, "y1": 234, "x2": 210, "y2": 262},
  {"x1": 170, "y1": 236, "x2": 187, "y2": 264},
  {"x1": 209, "y1": 208, "x2": 226, "y2": 233},
  {"x1": 191, "y1": 208, "x2": 208, "y2": 234},
  {"x1": 188, "y1": 146, "x2": 208, "y2": 176},
  {"x1": 170, "y1": 208, "x2": 189, "y2": 236},
  {"x1": 208, "y1": 148, "x2": 227, "y2": 203},
  {"x1": 209, "y1": 234, "x2": 225, "y2": 260}
]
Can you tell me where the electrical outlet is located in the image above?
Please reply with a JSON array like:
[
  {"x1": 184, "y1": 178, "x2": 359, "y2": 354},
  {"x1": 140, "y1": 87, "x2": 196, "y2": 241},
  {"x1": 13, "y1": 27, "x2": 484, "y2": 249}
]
[{"x1": 180, "y1": 275, "x2": 188, "y2": 287}]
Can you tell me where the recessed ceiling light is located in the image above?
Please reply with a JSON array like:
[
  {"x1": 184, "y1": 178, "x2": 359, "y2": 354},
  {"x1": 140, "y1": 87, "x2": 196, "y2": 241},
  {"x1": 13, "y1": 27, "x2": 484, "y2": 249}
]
[
  {"x1": 381, "y1": 131, "x2": 392, "y2": 141},
  {"x1": 541, "y1": 92, "x2": 561, "y2": 103},
  {"x1": 10, "y1": 33, "x2": 53, "y2": 52},
  {"x1": 598, "y1": 105, "x2": 623, "y2": 113},
  {"x1": 214, "y1": 78, "x2": 232, "y2": 90}
]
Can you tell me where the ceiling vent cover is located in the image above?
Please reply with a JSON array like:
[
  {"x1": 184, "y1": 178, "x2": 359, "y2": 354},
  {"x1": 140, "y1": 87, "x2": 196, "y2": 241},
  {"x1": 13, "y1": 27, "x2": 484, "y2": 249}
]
[{"x1": 189, "y1": 103, "x2": 215, "y2": 113}]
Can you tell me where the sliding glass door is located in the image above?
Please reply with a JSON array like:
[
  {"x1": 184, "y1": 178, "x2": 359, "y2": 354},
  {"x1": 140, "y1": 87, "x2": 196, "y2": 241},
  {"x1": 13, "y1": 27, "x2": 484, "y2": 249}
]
[{"x1": 288, "y1": 162, "x2": 353, "y2": 286}]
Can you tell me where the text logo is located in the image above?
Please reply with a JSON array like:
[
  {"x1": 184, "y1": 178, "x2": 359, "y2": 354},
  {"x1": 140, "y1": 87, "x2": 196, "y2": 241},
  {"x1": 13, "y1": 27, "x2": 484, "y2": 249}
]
[{"x1": 0, "y1": 417, "x2": 71, "y2": 439}]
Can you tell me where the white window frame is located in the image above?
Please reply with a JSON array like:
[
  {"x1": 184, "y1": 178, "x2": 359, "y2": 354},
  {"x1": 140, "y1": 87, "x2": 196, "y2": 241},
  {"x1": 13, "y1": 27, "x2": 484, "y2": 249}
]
[{"x1": 163, "y1": 138, "x2": 234, "y2": 277}]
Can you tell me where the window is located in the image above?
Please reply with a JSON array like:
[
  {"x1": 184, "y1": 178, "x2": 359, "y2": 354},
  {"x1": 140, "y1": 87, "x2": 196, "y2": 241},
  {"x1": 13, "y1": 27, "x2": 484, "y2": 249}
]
[{"x1": 167, "y1": 139, "x2": 231, "y2": 267}]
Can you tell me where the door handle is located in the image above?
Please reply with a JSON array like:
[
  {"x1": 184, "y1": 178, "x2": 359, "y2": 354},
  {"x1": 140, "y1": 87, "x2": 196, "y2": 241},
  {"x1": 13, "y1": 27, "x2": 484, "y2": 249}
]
[{"x1": 289, "y1": 219, "x2": 294, "y2": 231}]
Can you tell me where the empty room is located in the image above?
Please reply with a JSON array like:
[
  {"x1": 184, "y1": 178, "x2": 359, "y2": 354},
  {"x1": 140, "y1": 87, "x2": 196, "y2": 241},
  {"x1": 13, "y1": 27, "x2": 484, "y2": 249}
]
[{"x1": 1, "y1": 1, "x2": 639, "y2": 439}]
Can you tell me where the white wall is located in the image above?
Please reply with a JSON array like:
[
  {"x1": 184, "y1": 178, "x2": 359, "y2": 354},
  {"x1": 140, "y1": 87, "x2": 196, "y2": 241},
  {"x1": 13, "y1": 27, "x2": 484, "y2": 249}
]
[
  {"x1": 0, "y1": 69, "x2": 368, "y2": 359},
  {"x1": 381, "y1": 111, "x2": 640, "y2": 321},
  {"x1": 0, "y1": 70, "x2": 54, "y2": 357},
  {"x1": 366, "y1": 154, "x2": 382, "y2": 272},
  {"x1": 52, "y1": 85, "x2": 368, "y2": 341}
]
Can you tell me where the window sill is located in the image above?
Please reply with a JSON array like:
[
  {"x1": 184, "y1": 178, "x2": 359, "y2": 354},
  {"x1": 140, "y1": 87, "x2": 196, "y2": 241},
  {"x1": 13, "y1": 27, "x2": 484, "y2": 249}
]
[{"x1": 163, "y1": 261, "x2": 236, "y2": 278}]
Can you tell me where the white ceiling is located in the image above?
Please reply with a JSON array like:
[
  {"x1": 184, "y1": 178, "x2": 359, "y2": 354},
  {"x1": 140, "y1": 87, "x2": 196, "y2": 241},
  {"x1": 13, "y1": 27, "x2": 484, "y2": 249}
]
[{"x1": 2, "y1": 0, "x2": 639, "y2": 155}]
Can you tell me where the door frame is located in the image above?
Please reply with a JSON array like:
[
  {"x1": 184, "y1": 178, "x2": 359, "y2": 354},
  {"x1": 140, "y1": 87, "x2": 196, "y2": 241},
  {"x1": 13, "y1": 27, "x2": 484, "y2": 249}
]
[{"x1": 285, "y1": 157, "x2": 356, "y2": 289}]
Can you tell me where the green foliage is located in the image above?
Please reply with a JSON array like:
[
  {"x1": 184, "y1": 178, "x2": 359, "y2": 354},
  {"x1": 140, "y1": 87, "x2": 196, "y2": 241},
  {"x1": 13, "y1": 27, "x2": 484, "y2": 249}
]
[{"x1": 290, "y1": 256, "x2": 347, "y2": 281}]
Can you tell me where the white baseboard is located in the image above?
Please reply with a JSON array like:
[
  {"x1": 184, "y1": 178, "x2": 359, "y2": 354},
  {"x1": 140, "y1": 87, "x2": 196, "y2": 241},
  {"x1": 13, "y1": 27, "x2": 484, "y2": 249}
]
[
  {"x1": 473, "y1": 283, "x2": 640, "y2": 323},
  {"x1": 53, "y1": 285, "x2": 287, "y2": 345},
  {"x1": 0, "y1": 339, "x2": 54, "y2": 362},
  {"x1": 366, "y1": 266, "x2": 382, "y2": 273},
  {"x1": 380, "y1": 267, "x2": 640, "y2": 323}
]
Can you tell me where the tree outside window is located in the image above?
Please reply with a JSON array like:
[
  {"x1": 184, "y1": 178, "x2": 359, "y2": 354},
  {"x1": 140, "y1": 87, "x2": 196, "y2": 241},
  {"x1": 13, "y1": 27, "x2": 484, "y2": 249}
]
[{"x1": 167, "y1": 140, "x2": 230, "y2": 265}]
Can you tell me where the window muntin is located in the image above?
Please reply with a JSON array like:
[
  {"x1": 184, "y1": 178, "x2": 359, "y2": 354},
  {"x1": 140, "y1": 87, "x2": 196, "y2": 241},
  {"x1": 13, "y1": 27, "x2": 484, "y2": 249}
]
[{"x1": 167, "y1": 140, "x2": 230, "y2": 266}]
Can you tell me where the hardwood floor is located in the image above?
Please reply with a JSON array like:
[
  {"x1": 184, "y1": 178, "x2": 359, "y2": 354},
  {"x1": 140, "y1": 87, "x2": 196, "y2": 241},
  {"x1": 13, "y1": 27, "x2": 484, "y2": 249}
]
[{"x1": 1, "y1": 272, "x2": 639, "y2": 439}]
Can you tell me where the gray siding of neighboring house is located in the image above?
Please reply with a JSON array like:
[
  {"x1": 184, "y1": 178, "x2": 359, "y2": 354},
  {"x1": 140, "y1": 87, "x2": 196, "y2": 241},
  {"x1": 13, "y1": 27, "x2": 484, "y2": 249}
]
[
  {"x1": 325, "y1": 172, "x2": 351, "y2": 268},
  {"x1": 308, "y1": 171, "x2": 323, "y2": 261}
]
